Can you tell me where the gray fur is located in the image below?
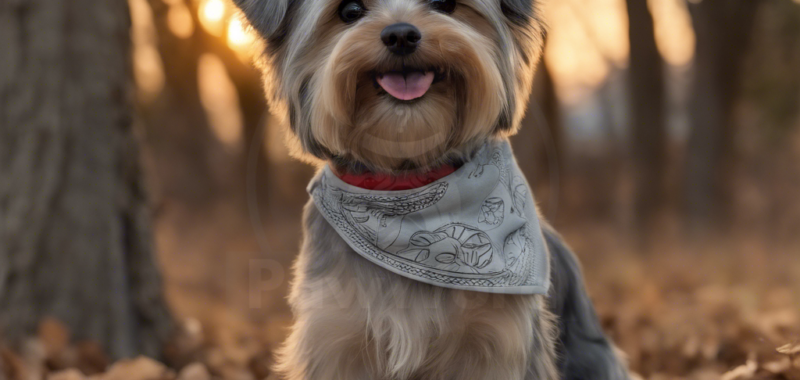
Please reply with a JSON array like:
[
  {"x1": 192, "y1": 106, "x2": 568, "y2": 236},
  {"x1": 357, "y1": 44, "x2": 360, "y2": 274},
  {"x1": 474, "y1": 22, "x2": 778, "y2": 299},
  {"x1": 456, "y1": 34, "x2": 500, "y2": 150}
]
[
  {"x1": 500, "y1": 0, "x2": 537, "y2": 26},
  {"x1": 233, "y1": 0, "x2": 293, "y2": 45},
  {"x1": 234, "y1": 0, "x2": 545, "y2": 167},
  {"x1": 275, "y1": 202, "x2": 560, "y2": 380},
  {"x1": 544, "y1": 224, "x2": 630, "y2": 380},
  {"x1": 273, "y1": 199, "x2": 629, "y2": 380}
]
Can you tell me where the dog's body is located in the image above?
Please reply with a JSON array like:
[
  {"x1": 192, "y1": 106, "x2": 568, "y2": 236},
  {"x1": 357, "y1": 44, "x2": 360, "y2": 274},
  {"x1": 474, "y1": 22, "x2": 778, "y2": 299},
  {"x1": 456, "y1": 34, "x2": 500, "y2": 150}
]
[
  {"x1": 277, "y1": 203, "x2": 558, "y2": 379},
  {"x1": 276, "y1": 203, "x2": 627, "y2": 379},
  {"x1": 233, "y1": 0, "x2": 630, "y2": 377}
]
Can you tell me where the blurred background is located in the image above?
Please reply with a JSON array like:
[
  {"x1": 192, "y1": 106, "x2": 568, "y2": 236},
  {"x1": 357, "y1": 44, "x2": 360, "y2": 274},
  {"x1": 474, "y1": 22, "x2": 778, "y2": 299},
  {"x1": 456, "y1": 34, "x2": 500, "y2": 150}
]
[{"x1": 1, "y1": 0, "x2": 800, "y2": 379}]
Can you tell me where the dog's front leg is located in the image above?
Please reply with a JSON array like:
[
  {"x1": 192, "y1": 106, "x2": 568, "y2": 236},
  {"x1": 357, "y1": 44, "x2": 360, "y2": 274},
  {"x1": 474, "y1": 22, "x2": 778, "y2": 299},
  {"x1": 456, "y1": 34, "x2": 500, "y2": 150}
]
[
  {"x1": 274, "y1": 267, "x2": 380, "y2": 380},
  {"x1": 273, "y1": 204, "x2": 387, "y2": 380},
  {"x1": 276, "y1": 205, "x2": 561, "y2": 380},
  {"x1": 274, "y1": 311, "x2": 377, "y2": 380}
]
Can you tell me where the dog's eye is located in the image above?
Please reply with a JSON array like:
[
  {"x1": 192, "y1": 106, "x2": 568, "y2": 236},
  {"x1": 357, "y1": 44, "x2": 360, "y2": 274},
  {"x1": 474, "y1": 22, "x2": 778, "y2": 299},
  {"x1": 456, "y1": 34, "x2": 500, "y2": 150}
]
[
  {"x1": 339, "y1": 1, "x2": 366, "y2": 23},
  {"x1": 429, "y1": 0, "x2": 456, "y2": 14}
]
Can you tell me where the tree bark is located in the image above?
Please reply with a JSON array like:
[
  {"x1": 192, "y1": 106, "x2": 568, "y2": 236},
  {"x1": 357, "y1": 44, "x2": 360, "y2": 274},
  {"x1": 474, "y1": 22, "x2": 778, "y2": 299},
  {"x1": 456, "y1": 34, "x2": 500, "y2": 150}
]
[
  {"x1": 626, "y1": 0, "x2": 667, "y2": 237},
  {"x1": 0, "y1": 0, "x2": 173, "y2": 359},
  {"x1": 684, "y1": 0, "x2": 763, "y2": 232}
]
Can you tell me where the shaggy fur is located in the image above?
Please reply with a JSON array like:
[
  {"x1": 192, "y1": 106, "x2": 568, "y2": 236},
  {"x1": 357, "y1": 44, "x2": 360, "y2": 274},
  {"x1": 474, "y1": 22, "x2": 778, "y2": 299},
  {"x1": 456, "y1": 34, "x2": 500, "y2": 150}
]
[
  {"x1": 233, "y1": 0, "x2": 631, "y2": 378},
  {"x1": 276, "y1": 203, "x2": 560, "y2": 380},
  {"x1": 545, "y1": 225, "x2": 630, "y2": 379},
  {"x1": 236, "y1": 0, "x2": 543, "y2": 172}
]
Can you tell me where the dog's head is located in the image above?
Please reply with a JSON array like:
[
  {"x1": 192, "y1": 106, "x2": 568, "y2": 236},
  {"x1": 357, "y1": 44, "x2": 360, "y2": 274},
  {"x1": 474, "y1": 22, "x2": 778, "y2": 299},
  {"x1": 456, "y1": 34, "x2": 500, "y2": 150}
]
[{"x1": 235, "y1": 0, "x2": 544, "y2": 172}]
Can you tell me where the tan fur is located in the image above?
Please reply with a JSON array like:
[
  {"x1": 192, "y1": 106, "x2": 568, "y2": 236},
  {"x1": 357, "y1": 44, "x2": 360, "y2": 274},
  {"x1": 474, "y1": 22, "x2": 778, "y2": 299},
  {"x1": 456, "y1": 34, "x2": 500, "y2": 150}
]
[
  {"x1": 274, "y1": 204, "x2": 559, "y2": 380},
  {"x1": 313, "y1": 5, "x2": 506, "y2": 170},
  {"x1": 257, "y1": 0, "x2": 544, "y2": 172}
]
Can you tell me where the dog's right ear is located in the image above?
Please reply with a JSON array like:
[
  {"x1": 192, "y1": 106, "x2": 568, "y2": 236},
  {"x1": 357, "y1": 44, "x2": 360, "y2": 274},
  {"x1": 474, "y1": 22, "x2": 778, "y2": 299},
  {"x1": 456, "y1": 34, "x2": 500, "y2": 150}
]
[
  {"x1": 500, "y1": 0, "x2": 538, "y2": 25},
  {"x1": 233, "y1": 0, "x2": 292, "y2": 43}
]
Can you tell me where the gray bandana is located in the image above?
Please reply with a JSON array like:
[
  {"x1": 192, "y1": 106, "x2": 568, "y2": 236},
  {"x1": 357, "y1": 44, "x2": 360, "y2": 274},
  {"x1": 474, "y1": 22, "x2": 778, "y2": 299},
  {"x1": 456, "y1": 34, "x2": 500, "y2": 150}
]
[{"x1": 307, "y1": 139, "x2": 550, "y2": 294}]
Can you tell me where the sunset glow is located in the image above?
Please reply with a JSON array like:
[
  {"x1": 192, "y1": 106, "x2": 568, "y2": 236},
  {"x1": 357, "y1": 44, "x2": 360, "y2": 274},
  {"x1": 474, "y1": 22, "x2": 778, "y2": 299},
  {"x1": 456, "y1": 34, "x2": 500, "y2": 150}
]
[
  {"x1": 203, "y1": 0, "x2": 225, "y2": 22},
  {"x1": 200, "y1": 0, "x2": 227, "y2": 36},
  {"x1": 544, "y1": 0, "x2": 696, "y2": 103},
  {"x1": 129, "y1": 0, "x2": 165, "y2": 102},
  {"x1": 132, "y1": 0, "x2": 700, "y2": 108},
  {"x1": 167, "y1": 2, "x2": 195, "y2": 39},
  {"x1": 227, "y1": 18, "x2": 253, "y2": 47},
  {"x1": 198, "y1": 53, "x2": 244, "y2": 149},
  {"x1": 650, "y1": 0, "x2": 695, "y2": 66},
  {"x1": 544, "y1": 0, "x2": 628, "y2": 103}
]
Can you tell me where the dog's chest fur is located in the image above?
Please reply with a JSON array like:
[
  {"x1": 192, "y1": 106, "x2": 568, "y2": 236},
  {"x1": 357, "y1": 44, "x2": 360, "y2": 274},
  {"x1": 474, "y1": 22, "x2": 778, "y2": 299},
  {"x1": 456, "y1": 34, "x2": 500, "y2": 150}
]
[{"x1": 274, "y1": 202, "x2": 558, "y2": 380}]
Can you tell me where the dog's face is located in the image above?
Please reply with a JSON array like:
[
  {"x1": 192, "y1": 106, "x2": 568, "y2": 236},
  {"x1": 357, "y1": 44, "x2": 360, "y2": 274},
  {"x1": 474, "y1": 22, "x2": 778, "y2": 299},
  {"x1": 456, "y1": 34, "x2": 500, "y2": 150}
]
[{"x1": 236, "y1": 0, "x2": 544, "y2": 172}]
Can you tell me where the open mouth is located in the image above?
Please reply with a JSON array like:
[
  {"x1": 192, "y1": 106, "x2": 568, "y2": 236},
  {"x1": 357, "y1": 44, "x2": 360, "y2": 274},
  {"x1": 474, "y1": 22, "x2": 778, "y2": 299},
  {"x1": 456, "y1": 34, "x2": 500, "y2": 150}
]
[{"x1": 375, "y1": 68, "x2": 442, "y2": 101}]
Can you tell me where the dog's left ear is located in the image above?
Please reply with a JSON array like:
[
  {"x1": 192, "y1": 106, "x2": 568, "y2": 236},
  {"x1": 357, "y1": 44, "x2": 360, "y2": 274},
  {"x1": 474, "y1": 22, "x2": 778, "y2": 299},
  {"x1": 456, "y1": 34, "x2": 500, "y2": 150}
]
[
  {"x1": 494, "y1": 0, "x2": 543, "y2": 134},
  {"x1": 233, "y1": 0, "x2": 293, "y2": 43},
  {"x1": 500, "y1": 0, "x2": 537, "y2": 25}
]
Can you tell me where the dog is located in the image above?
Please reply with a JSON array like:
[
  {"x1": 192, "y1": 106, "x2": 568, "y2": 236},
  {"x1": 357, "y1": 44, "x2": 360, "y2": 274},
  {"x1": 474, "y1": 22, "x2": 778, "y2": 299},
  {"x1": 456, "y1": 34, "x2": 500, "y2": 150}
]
[{"x1": 233, "y1": 0, "x2": 631, "y2": 378}]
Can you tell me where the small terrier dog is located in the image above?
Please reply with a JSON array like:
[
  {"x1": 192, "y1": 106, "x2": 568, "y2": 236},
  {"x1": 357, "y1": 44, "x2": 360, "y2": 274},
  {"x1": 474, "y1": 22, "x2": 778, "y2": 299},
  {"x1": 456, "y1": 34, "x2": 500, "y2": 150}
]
[{"x1": 234, "y1": 0, "x2": 630, "y2": 378}]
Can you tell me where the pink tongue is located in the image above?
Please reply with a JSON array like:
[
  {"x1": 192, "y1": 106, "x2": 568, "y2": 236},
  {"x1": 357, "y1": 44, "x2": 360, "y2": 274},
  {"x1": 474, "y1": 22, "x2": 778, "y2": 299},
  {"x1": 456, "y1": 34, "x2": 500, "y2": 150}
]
[{"x1": 377, "y1": 71, "x2": 435, "y2": 101}]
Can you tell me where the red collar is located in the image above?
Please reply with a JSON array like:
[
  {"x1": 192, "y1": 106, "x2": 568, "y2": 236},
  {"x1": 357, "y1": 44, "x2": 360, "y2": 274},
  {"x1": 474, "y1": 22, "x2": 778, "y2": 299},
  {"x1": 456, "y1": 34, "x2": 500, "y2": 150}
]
[{"x1": 332, "y1": 164, "x2": 458, "y2": 191}]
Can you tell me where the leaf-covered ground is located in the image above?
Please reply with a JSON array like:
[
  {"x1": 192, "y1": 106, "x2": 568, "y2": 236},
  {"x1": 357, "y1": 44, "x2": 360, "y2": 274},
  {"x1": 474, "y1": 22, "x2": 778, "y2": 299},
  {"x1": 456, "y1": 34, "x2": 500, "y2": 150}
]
[
  {"x1": 568, "y1": 225, "x2": 800, "y2": 380},
  {"x1": 2, "y1": 201, "x2": 798, "y2": 380}
]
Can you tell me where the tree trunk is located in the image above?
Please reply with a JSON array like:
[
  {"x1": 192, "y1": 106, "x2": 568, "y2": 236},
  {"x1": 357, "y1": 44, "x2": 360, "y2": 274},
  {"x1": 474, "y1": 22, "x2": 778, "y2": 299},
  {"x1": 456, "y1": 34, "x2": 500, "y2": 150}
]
[
  {"x1": 626, "y1": 0, "x2": 666, "y2": 237},
  {"x1": 512, "y1": 60, "x2": 563, "y2": 220},
  {"x1": 0, "y1": 0, "x2": 173, "y2": 359},
  {"x1": 684, "y1": 0, "x2": 763, "y2": 233},
  {"x1": 142, "y1": 0, "x2": 271, "y2": 208},
  {"x1": 142, "y1": 0, "x2": 224, "y2": 205}
]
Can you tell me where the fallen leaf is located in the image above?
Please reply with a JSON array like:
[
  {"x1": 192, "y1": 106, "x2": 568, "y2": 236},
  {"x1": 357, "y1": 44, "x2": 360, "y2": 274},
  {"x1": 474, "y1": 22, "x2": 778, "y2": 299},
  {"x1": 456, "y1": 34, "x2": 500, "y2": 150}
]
[
  {"x1": 177, "y1": 363, "x2": 209, "y2": 380},
  {"x1": 75, "y1": 342, "x2": 109, "y2": 375},
  {"x1": 101, "y1": 357, "x2": 174, "y2": 380},
  {"x1": 778, "y1": 342, "x2": 800, "y2": 356},
  {"x1": 763, "y1": 357, "x2": 792, "y2": 374},
  {"x1": 248, "y1": 350, "x2": 272, "y2": 379},
  {"x1": 47, "y1": 369, "x2": 86, "y2": 380},
  {"x1": 19, "y1": 340, "x2": 45, "y2": 380},
  {"x1": 38, "y1": 318, "x2": 70, "y2": 359},
  {"x1": 721, "y1": 353, "x2": 758, "y2": 380},
  {"x1": 1, "y1": 347, "x2": 27, "y2": 380},
  {"x1": 215, "y1": 367, "x2": 254, "y2": 380}
]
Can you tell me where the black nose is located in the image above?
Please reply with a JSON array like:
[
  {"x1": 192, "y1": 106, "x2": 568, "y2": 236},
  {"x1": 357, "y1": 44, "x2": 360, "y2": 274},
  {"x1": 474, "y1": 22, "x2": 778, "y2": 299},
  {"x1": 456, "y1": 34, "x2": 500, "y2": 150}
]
[{"x1": 381, "y1": 23, "x2": 421, "y2": 56}]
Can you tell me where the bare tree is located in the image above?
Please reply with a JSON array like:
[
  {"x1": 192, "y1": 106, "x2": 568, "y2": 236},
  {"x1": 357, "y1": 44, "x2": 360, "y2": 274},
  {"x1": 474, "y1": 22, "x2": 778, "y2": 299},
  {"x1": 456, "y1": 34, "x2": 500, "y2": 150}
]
[
  {"x1": 142, "y1": 0, "x2": 228, "y2": 204},
  {"x1": 626, "y1": 0, "x2": 667, "y2": 237},
  {"x1": 684, "y1": 0, "x2": 763, "y2": 232},
  {"x1": 143, "y1": 0, "x2": 272, "y2": 209},
  {"x1": 0, "y1": 0, "x2": 172, "y2": 358},
  {"x1": 512, "y1": 60, "x2": 564, "y2": 221}
]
